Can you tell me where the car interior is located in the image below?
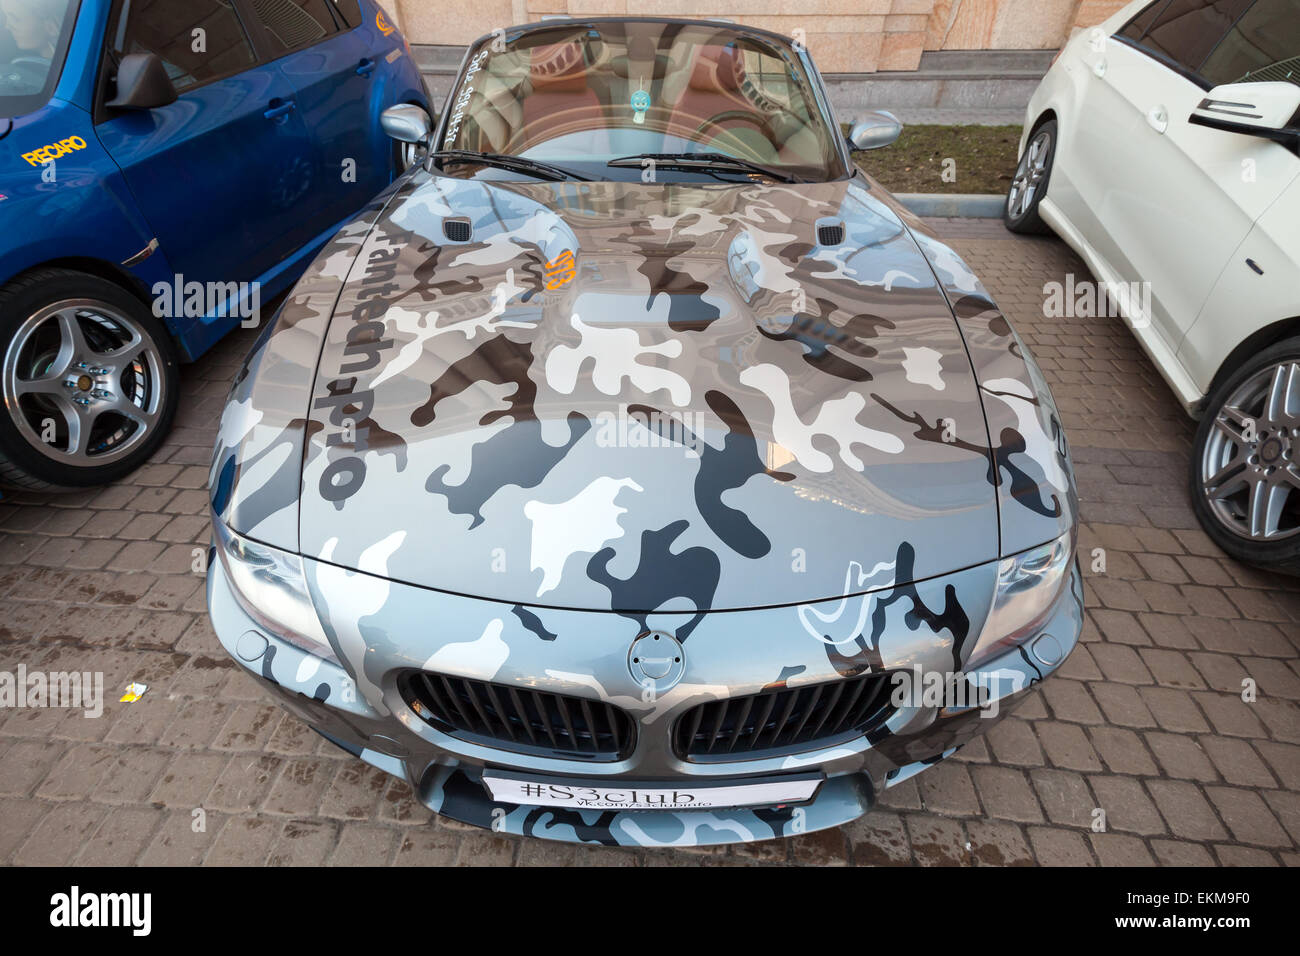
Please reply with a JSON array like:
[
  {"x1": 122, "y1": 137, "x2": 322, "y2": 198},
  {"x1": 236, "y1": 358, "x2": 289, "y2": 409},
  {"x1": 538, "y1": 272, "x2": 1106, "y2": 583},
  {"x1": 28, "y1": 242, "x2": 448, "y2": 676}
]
[{"x1": 448, "y1": 22, "x2": 835, "y2": 177}]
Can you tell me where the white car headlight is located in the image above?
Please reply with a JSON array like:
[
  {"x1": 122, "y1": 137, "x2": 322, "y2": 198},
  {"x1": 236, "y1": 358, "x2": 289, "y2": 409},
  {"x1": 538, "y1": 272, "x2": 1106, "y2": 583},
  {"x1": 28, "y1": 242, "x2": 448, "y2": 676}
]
[
  {"x1": 966, "y1": 531, "x2": 1075, "y2": 670},
  {"x1": 213, "y1": 518, "x2": 338, "y2": 665}
]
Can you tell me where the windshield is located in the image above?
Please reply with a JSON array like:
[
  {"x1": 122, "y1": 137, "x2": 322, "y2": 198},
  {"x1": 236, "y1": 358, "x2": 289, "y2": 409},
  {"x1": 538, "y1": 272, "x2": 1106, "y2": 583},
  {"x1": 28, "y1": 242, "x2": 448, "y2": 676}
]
[
  {"x1": 440, "y1": 21, "x2": 841, "y2": 182},
  {"x1": 0, "y1": 0, "x2": 77, "y2": 118}
]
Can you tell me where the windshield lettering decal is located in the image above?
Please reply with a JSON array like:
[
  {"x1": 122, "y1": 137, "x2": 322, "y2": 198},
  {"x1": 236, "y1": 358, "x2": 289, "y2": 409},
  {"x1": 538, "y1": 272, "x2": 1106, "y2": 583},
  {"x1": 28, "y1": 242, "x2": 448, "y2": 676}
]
[{"x1": 445, "y1": 49, "x2": 489, "y2": 145}]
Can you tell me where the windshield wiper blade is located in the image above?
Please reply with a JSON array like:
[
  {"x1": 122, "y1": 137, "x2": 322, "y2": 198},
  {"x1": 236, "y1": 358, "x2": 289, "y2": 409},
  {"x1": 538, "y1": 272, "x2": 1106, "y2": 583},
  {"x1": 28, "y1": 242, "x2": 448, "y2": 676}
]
[
  {"x1": 429, "y1": 149, "x2": 591, "y2": 182},
  {"x1": 607, "y1": 152, "x2": 800, "y2": 184}
]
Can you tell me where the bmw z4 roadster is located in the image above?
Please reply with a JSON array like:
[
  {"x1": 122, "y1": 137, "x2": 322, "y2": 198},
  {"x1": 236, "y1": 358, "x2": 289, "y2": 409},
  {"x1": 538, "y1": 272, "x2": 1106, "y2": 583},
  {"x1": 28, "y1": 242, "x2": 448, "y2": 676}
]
[{"x1": 208, "y1": 17, "x2": 1083, "y2": 847}]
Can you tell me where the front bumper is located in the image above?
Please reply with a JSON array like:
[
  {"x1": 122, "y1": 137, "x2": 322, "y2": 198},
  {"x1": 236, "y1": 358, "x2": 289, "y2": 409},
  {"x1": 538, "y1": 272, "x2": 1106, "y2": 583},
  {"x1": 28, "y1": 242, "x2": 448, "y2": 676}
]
[{"x1": 207, "y1": 550, "x2": 1084, "y2": 847}]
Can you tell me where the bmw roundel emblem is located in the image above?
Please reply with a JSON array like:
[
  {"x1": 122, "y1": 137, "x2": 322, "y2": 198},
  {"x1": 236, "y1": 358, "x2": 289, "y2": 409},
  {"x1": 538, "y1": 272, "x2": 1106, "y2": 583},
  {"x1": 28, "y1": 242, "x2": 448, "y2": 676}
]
[{"x1": 628, "y1": 631, "x2": 684, "y2": 695}]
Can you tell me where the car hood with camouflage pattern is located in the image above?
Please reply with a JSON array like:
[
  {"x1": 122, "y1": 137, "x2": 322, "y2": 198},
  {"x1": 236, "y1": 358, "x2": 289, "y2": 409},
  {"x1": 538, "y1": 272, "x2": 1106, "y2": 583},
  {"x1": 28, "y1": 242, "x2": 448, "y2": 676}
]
[{"x1": 214, "y1": 169, "x2": 1077, "y2": 614}]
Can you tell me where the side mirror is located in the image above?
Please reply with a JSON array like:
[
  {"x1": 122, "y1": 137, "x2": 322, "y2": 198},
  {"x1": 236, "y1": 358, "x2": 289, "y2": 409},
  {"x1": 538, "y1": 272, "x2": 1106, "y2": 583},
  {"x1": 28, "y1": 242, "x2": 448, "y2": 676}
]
[
  {"x1": 848, "y1": 110, "x2": 903, "y2": 151},
  {"x1": 381, "y1": 104, "x2": 433, "y2": 146},
  {"x1": 1189, "y1": 82, "x2": 1300, "y2": 145},
  {"x1": 105, "y1": 53, "x2": 178, "y2": 110}
]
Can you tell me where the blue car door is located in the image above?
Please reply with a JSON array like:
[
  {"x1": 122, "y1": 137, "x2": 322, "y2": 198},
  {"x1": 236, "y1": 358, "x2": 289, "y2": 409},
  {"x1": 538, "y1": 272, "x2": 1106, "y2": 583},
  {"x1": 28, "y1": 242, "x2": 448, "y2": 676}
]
[
  {"x1": 95, "y1": 0, "x2": 319, "y2": 288},
  {"x1": 237, "y1": 0, "x2": 390, "y2": 232}
]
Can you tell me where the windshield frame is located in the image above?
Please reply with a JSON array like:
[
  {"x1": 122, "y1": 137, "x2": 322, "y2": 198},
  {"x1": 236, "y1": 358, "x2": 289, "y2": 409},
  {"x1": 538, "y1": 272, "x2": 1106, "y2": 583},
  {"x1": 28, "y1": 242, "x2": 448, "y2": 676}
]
[
  {"x1": 431, "y1": 16, "x2": 855, "y2": 184},
  {"x1": 0, "y1": 0, "x2": 83, "y2": 119}
]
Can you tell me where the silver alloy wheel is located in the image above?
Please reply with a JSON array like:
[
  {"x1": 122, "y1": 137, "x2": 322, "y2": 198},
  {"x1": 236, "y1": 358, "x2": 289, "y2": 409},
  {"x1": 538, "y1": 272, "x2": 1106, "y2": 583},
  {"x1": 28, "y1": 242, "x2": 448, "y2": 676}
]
[
  {"x1": 1007, "y1": 128, "x2": 1052, "y2": 220},
  {"x1": 1, "y1": 298, "x2": 166, "y2": 467},
  {"x1": 1200, "y1": 359, "x2": 1300, "y2": 541}
]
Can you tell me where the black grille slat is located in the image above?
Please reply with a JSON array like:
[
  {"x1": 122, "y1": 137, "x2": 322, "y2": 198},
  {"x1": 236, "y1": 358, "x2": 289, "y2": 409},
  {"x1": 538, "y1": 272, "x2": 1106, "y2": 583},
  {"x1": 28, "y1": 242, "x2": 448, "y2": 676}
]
[
  {"x1": 553, "y1": 694, "x2": 579, "y2": 750},
  {"x1": 399, "y1": 672, "x2": 634, "y2": 761},
  {"x1": 507, "y1": 686, "x2": 537, "y2": 745},
  {"x1": 853, "y1": 677, "x2": 892, "y2": 727},
  {"x1": 785, "y1": 684, "x2": 824, "y2": 744},
  {"x1": 604, "y1": 702, "x2": 624, "y2": 755},
  {"x1": 439, "y1": 674, "x2": 477, "y2": 731},
  {"x1": 417, "y1": 672, "x2": 453, "y2": 721},
  {"x1": 673, "y1": 673, "x2": 894, "y2": 762},
  {"x1": 462, "y1": 680, "x2": 497, "y2": 736},
  {"x1": 827, "y1": 674, "x2": 869, "y2": 736},
  {"x1": 577, "y1": 698, "x2": 599, "y2": 752},
  {"x1": 705, "y1": 699, "x2": 730, "y2": 754},
  {"x1": 766, "y1": 689, "x2": 801, "y2": 749},
  {"x1": 481, "y1": 682, "x2": 516, "y2": 743},
  {"x1": 750, "y1": 693, "x2": 779, "y2": 748},
  {"x1": 805, "y1": 681, "x2": 845, "y2": 742},
  {"x1": 684, "y1": 704, "x2": 706, "y2": 752},
  {"x1": 727, "y1": 696, "x2": 755, "y2": 752},
  {"x1": 531, "y1": 690, "x2": 559, "y2": 749}
]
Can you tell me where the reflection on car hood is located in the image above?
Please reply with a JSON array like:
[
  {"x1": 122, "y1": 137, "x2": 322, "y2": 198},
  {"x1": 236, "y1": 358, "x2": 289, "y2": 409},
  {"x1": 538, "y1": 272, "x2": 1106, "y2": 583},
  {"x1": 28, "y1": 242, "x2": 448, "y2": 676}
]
[{"x1": 294, "y1": 173, "x2": 1003, "y2": 611}]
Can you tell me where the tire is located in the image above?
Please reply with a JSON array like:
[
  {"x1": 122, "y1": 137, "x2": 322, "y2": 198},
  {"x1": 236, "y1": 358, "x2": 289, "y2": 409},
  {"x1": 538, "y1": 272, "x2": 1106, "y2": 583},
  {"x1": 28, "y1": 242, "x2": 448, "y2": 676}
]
[
  {"x1": 1004, "y1": 119, "x2": 1057, "y2": 235},
  {"x1": 0, "y1": 268, "x2": 180, "y2": 491},
  {"x1": 1189, "y1": 337, "x2": 1300, "y2": 575}
]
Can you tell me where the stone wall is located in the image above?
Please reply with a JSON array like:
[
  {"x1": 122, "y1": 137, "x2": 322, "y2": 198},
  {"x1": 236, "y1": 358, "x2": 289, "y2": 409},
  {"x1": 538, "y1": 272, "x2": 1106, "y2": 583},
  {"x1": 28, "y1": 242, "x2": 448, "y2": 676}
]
[{"x1": 387, "y1": 0, "x2": 1133, "y2": 73}]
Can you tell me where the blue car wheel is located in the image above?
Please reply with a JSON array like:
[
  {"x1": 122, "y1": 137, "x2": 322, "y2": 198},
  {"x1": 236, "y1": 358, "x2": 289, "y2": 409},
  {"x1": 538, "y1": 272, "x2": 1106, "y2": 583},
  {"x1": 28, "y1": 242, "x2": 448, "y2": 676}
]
[{"x1": 0, "y1": 269, "x2": 179, "y2": 490}]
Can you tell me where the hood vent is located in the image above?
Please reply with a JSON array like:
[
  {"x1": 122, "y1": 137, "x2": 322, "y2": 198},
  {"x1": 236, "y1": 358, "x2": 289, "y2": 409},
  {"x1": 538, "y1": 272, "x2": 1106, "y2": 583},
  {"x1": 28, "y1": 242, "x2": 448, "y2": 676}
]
[
  {"x1": 443, "y1": 218, "x2": 472, "y2": 243},
  {"x1": 817, "y1": 219, "x2": 845, "y2": 246}
]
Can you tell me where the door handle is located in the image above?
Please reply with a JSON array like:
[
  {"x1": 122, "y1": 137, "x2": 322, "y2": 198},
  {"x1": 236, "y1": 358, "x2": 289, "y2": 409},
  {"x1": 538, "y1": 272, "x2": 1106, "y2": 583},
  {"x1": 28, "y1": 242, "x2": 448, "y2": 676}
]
[
  {"x1": 264, "y1": 100, "x2": 296, "y2": 122},
  {"x1": 356, "y1": 58, "x2": 377, "y2": 77}
]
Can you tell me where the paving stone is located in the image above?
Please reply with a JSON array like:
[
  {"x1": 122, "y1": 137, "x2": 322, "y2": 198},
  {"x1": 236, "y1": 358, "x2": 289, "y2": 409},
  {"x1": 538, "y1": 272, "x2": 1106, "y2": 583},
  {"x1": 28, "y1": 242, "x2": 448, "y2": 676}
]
[
  {"x1": 1089, "y1": 776, "x2": 1165, "y2": 836},
  {"x1": 1027, "y1": 827, "x2": 1096, "y2": 866},
  {"x1": 846, "y1": 811, "x2": 912, "y2": 866},
  {"x1": 266, "y1": 818, "x2": 338, "y2": 866},
  {"x1": 394, "y1": 828, "x2": 459, "y2": 865},
  {"x1": 1214, "y1": 844, "x2": 1279, "y2": 865},
  {"x1": 903, "y1": 814, "x2": 969, "y2": 866},
  {"x1": 1089, "y1": 832, "x2": 1156, "y2": 866},
  {"x1": 204, "y1": 814, "x2": 276, "y2": 866},
  {"x1": 263, "y1": 757, "x2": 333, "y2": 816},
  {"x1": 1146, "y1": 780, "x2": 1228, "y2": 841},
  {"x1": 984, "y1": 717, "x2": 1045, "y2": 766},
  {"x1": 1090, "y1": 727, "x2": 1159, "y2": 776},
  {"x1": 1199, "y1": 736, "x2": 1278, "y2": 788},
  {"x1": 207, "y1": 755, "x2": 283, "y2": 813},
  {"x1": 917, "y1": 760, "x2": 980, "y2": 816},
  {"x1": 965, "y1": 820, "x2": 1033, "y2": 866},
  {"x1": 1035, "y1": 720, "x2": 1103, "y2": 771},
  {"x1": 1143, "y1": 732, "x2": 1217, "y2": 782},
  {"x1": 328, "y1": 823, "x2": 399, "y2": 866},
  {"x1": 970, "y1": 765, "x2": 1043, "y2": 823},
  {"x1": 1151, "y1": 839, "x2": 1216, "y2": 866},
  {"x1": 76, "y1": 806, "x2": 164, "y2": 865},
  {"x1": 0, "y1": 797, "x2": 51, "y2": 862},
  {"x1": 15, "y1": 802, "x2": 106, "y2": 865}
]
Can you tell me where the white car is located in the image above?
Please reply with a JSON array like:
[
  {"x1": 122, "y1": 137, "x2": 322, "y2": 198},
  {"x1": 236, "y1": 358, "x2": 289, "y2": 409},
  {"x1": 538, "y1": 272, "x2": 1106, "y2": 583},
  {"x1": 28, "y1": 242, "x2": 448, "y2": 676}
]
[{"x1": 1006, "y1": 0, "x2": 1300, "y2": 573}]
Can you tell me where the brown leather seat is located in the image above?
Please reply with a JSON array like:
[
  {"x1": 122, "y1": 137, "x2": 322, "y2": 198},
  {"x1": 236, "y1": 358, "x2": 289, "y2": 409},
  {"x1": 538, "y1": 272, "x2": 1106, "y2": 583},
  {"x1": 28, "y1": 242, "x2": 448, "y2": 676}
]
[
  {"x1": 666, "y1": 45, "x2": 765, "y2": 144},
  {"x1": 519, "y1": 43, "x2": 604, "y2": 150}
]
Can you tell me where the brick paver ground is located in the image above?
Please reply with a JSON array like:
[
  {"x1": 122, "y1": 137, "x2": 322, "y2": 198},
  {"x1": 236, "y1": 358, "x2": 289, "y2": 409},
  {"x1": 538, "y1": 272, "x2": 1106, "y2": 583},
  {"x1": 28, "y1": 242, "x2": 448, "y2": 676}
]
[{"x1": 0, "y1": 219, "x2": 1296, "y2": 866}]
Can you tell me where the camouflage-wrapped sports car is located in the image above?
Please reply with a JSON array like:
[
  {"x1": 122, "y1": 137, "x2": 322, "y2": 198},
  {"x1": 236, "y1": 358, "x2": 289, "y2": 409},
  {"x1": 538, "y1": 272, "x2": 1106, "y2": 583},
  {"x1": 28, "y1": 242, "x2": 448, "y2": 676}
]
[{"x1": 207, "y1": 17, "x2": 1082, "y2": 847}]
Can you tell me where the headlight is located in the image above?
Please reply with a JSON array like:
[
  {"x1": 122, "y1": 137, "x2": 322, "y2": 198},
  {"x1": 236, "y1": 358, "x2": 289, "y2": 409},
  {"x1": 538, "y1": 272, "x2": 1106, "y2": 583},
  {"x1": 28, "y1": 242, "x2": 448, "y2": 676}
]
[
  {"x1": 966, "y1": 531, "x2": 1075, "y2": 670},
  {"x1": 212, "y1": 518, "x2": 338, "y2": 665}
]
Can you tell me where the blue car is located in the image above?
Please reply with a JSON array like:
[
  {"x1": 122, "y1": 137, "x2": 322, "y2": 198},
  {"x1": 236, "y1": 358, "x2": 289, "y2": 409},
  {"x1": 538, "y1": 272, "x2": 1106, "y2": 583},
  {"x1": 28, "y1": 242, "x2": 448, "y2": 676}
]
[{"x1": 0, "y1": 0, "x2": 428, "y2": 488}]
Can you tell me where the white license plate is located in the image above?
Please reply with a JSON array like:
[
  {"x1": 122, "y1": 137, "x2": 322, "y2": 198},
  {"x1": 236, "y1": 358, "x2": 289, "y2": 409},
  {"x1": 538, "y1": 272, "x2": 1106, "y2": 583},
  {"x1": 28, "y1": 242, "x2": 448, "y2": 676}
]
[{"x1": 481, "y1": 771, "x2": 822, "y2": 811}]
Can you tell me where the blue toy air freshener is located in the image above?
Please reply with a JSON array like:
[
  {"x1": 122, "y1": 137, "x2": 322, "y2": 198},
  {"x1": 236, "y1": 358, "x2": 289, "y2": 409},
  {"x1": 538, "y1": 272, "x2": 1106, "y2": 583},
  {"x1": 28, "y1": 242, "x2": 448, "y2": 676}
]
[{"x1": 631, "y1": 88, "x2": 650, "y2": 125}]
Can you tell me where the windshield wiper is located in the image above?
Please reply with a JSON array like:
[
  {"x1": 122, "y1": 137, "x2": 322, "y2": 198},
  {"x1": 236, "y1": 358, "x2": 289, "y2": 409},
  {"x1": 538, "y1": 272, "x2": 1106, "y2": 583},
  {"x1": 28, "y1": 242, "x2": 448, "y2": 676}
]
[
  {"x1": 607, "y1": 152, "x2": 801, "y2": 184},
  {"x1": 429, "y1": 149, "x2": 591, "y2": 182}
]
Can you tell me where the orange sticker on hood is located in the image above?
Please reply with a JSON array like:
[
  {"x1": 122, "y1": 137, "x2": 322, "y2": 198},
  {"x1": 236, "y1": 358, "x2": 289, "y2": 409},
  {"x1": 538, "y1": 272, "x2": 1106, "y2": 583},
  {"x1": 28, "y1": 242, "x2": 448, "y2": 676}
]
[{"x1": 545, "y1": 250, "x2": 576, "y2": 289}]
